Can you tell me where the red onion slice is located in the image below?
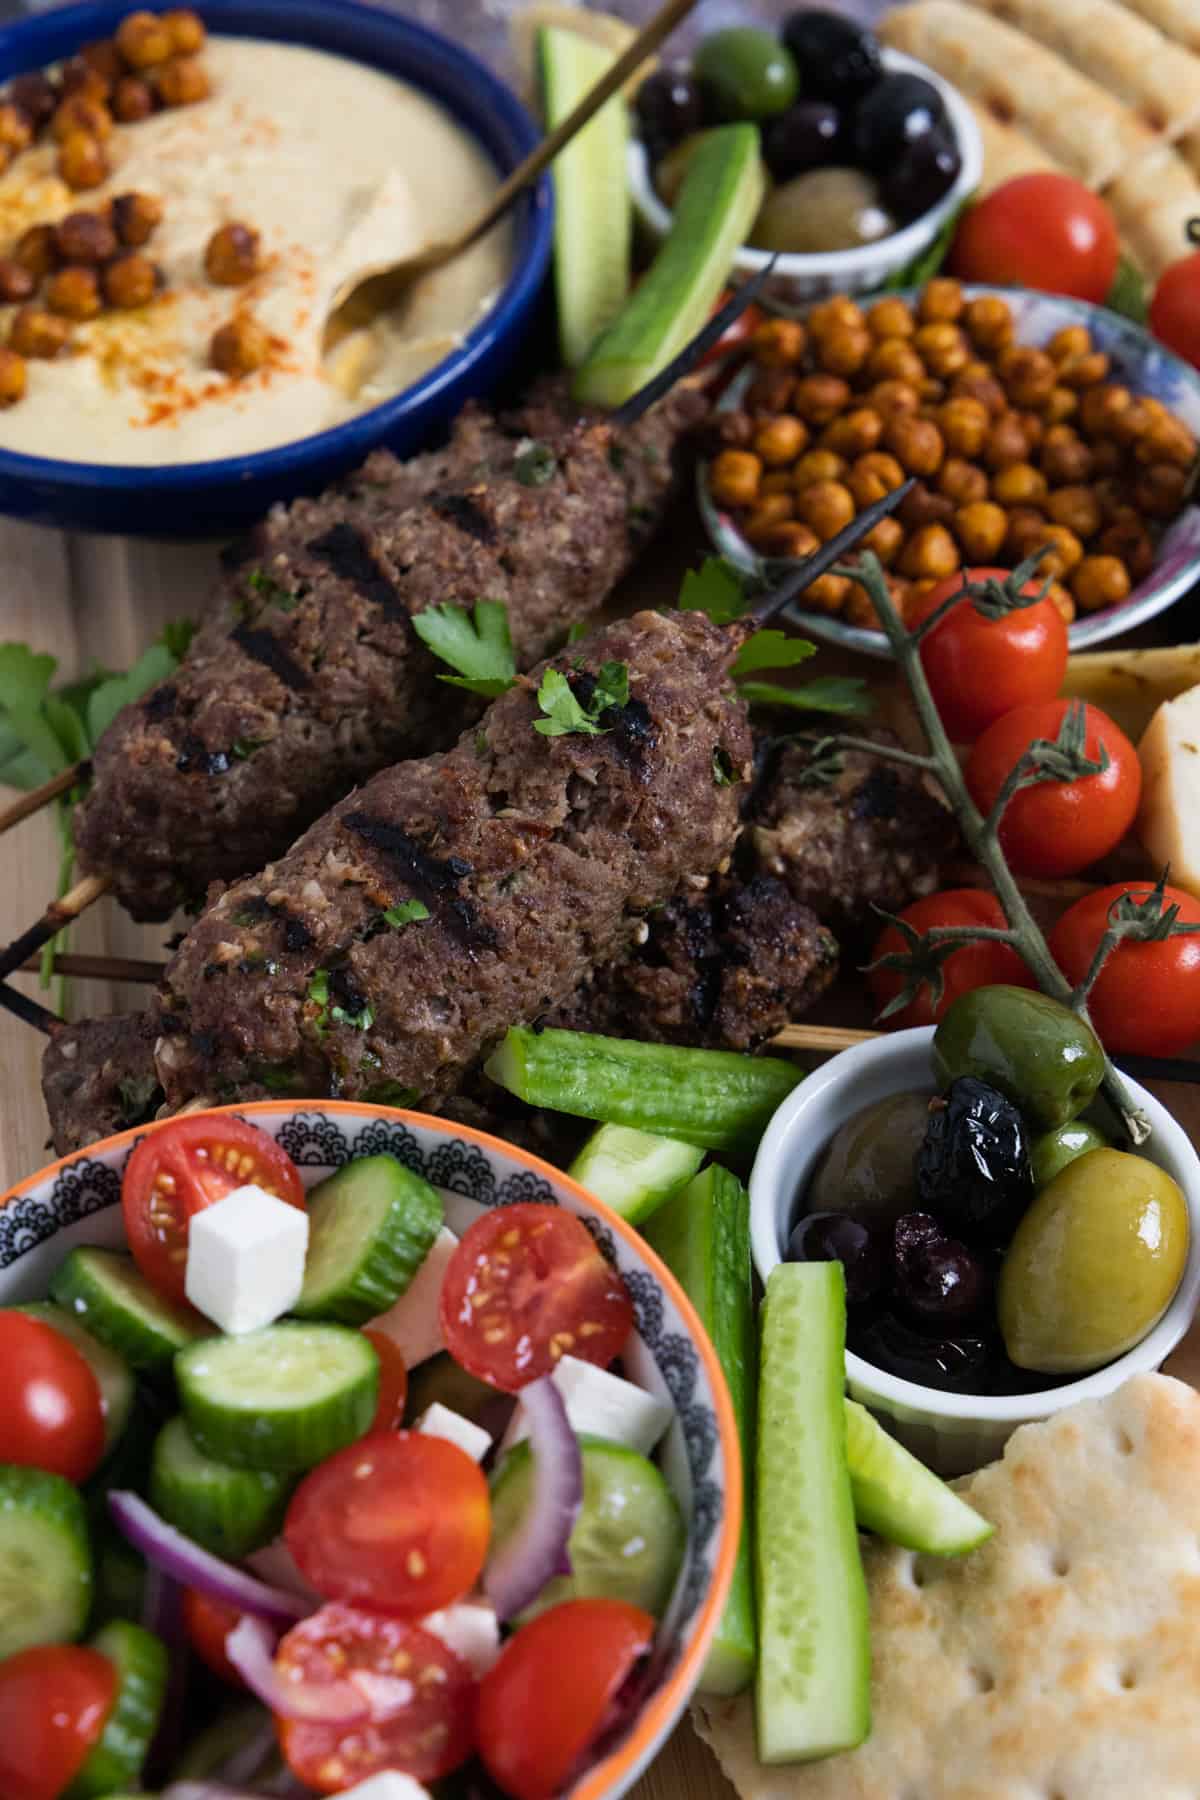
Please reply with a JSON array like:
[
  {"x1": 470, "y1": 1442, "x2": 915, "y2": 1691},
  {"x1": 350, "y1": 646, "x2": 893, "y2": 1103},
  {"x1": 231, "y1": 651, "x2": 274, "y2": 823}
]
[
  {"x1": 225, "y1": 1616, "x2": 370, "y2": 1725},
  {"x1": 109, "y1": 1491, "x2": 309, "y2": 1628},
  {"x1": 483, "y1": 1375, "x2": 582, "y2": 1622}
]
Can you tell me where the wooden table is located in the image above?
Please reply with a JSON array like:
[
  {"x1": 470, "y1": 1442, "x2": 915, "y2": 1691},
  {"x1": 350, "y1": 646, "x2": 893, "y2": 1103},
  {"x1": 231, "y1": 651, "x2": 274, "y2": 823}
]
[{"x1": 1, "y1": 509, "x2": 1198, "y2": 1800}]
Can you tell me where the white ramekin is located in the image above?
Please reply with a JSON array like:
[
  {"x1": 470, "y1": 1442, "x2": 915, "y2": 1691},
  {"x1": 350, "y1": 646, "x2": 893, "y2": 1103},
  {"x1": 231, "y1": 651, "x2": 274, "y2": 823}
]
[
  {"x1": 628, "y1": 49, "x2": 983, "y2": 306},
  {"x1": 749, "y1": 1027, "x2": 1200, "y2": 1475}
]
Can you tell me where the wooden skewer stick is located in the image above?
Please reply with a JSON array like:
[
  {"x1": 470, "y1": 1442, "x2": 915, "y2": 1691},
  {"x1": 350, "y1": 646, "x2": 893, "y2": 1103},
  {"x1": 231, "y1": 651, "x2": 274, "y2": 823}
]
[
  {"x1": 0, "y1": 872, "x2": 111, "y2": 984},
  {"x1": 0, "y1": 762, "x2": 88, "y2": 835},
  {"x1": 0, "y1": 979, "x2": 61, "y2": 1035},
  {"x1": 771, "y1": 1023, "x2": 878, "y2": 1054},
  {"x1": 18, "y1": 951, "x2": 163, "y2": 984}
]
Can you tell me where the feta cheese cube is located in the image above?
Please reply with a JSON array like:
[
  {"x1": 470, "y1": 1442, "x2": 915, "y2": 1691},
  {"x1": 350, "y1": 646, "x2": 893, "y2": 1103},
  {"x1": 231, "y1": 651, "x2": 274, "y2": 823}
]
[
  {"x1": 367, "y1": 1226, "x2": 459, "y2": 1367},
  {"x1": 415, "y1": 1402, "x2": 493, "y2": 1463},
  {"x1": 185, "y1": 1183, "x2": 309, "y2": 1335},
  {"x1": 338, "y1": 1775, "x2": 432, "y2": 1800},
  {"x1": 422, "y1": 1601, "x2": 501, "y2": 1676},
  {"x1": 502, "y1": 1355, "x2": 673, "y2": 1457}
]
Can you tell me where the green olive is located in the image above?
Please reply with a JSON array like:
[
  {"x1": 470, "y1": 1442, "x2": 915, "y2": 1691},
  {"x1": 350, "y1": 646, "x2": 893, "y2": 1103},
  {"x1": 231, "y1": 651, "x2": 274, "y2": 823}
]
[
  {"x1": 807, "y1": 1091, "x2": 930, "y2": 1229},
  {"x1": 750, "y1": 167, "x2": 894, "y2": 254},
  {"x1": 1030, "y1": 1119, "x2": 1109, "y2": 1190},
  {"x1": 998, "y1": 1148, "x2": 1190, "y2": 1374},
  {"x1": 693, "y1": 28, "x2": 799, "y2": 122},
  {"x1": 932, "y1": 985, "x2": 1105, "y2": 1131}
]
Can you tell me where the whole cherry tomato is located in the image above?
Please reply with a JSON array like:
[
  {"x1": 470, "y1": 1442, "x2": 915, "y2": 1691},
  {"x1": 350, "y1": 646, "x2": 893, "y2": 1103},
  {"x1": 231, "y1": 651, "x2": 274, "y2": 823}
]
[
  {"x1": 949, "y1": 174, "x2": 1119, "y2": 303},
  {"x1": 0, "y1": 1313, "x2": 105, "y2": 1482},
  {"x1": 0, "y1": 1645, "x2": 116, "y2": 1800},
  {"x1": 911, "y1": 570, "x2": 1069, "y2": 743},
  {"x1": 1149, "y1": 251, "x2": 1200, "y2": 370},
  {"x1": 869, "y1": 889, "x2": 1037, "y2": 1030},
  {"x1": 964, "y1": 699, "x2": 1141, "y2": 877},
  {"x1": 1050, "y1": 881, "x2": 1200, "y2": 1055},
  {"x1": 363, "y1": 1329, "x2": 408, "y2": 1432}
]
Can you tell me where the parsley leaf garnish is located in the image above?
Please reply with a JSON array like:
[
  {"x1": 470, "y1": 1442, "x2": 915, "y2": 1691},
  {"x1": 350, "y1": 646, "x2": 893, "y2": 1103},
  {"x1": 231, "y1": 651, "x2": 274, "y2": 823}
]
[
  {"x1": 246, "y1": 568, "x2": 299, "y2": 612},
  {"x1": 411, "y1": 599, "x2": 517, "y2": 698},
  {"x1": 679, "y1": 557, "x2": 750, "y2": 624},
  {"x1": 534, "y1": 661, "x2": 630, "y2": 738},
  {"x1": 740, "y1": 676, "x2": 874, "y2": 717},
  {"x1": 732, "y1": 630, "x2": 816, "y2": 679},
  {"x1": 383, "y1": 899, "x2": 430, "y2": 930}
]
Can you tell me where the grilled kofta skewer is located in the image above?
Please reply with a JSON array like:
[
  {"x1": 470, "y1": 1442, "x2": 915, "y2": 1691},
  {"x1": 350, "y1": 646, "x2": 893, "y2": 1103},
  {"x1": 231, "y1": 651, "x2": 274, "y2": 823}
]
[{"x1": 73, "y1": 381, "x2": 704, "y2": 921}]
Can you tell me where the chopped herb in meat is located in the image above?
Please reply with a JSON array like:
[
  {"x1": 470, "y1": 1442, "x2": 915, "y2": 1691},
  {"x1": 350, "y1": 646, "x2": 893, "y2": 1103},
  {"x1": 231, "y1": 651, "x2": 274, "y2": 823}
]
[
  {"x1": 308, "y1": 967, "x2": 374, "y2": 1035},
  {"x1": 382, "y1": 899, "x2": 430, "y2": 930},
  {"x1": 246, "y1": 568, "x2": 298, "y2": 611},
  {"x1": 514, "y1": 441, "x2": 558, "y2": 486},
  {"x1": 713, "y1": 747, "x2": 735, "y2": 786}
]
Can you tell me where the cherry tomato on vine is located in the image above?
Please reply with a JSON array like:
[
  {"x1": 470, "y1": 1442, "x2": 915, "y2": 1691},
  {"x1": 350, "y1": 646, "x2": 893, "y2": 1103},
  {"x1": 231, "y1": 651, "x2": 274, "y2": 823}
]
[
  {"x1": 122, "y1": 1115, "x2": 305, "y2": 1304},
  {"x1": 868, "y1": 889, "x2": 1037, "y2": 1030},
  {"x1": 0, "y1": 1312, "x2": 105, "y2": 1482},
  {"x1": 910, "y1": 570, "x2": 1069, "y2": 743},
  {"x1": 964, "y1": 699, "x2": 1141, "y2": 877},
  {"x1": 183, "y1": 1588, "x2": 246, "y2": 1687},
  {"x1": 949, "y1": 174, "x2": 1119, "y2": 303},
  {"x1": 363, "y1": 1329, "x2": 408, "y2": 1432},
  {"x1": 477, "y1": 1599, "x2": 655, "y2": 1800},
  {"x1": 0, "y1": 1644, "x2": 116, "y2": 1800},
  {"x1": 1149, "y1": 252, "x2": 1200, "y2": 370},
  {"x1": 1050, "y1": 882, "x2": 1200, "y2": 1056}
]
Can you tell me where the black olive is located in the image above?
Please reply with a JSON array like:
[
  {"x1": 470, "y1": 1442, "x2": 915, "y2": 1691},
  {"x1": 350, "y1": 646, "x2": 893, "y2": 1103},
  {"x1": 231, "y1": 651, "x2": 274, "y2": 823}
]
[
  {"x1": 762, "y1": 98, "x2": 842, "y2": 180},
  {"x1": 881, "y1": 124, "x2": 962, "y2": 222},
  {"x1": 849, "y1": 1310, "x2": 994, "y2": 1393},
  {"x1": 916, "y1": 1077, "x2": 1034, "y2": 1245},
  {"x1": 892, "y1": 1211, "x2": 991, "y2": 1327},
  {"x1": 781, "y1": 8, "x2": 882, "y2": 106},
  {"x1": 786, "y1": 1210, "x2": 885, "y2": 1306},
  {"x1": 852, "y1": 71, "x2": 946, "y2": 172},
  {"x1": 634, "y1": 65, "x2": 705, "y2": 153}
]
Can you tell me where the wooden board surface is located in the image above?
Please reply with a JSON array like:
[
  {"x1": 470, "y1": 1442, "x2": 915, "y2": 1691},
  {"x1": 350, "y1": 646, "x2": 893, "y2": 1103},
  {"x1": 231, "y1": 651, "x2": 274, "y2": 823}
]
[{"x1": 1, "y1": 510, "x2": 1198, "y2": 1800}]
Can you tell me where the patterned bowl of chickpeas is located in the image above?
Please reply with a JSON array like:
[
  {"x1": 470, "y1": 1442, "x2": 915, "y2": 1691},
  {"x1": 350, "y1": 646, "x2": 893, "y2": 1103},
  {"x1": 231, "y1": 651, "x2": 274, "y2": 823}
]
[{"x1": 699, "y1": 279, "x2": 1200, "y2": 655}]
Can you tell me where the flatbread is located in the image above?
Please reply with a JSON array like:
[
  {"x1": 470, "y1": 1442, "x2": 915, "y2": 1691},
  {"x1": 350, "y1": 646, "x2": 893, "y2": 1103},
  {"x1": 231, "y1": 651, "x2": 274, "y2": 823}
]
[
  {"x1": 960, "y1": 0, "x2": 1200, "y2": 138},
  {"x1": 880, "y1": 1, "x2": 1159, "y2": 188},
  {"x1": 1105, "y1": 145, "x2": 1200, "y2": 279},
  {"x1": 695, "y1": 1375, "x2": 1200, "y2": 1800},
  {"x1": 1118, "y1": 0, "x2": 1200, "y2": 52},
  {"x1": 969, "y1": 101, "x2": 1068, "y2": 192}
]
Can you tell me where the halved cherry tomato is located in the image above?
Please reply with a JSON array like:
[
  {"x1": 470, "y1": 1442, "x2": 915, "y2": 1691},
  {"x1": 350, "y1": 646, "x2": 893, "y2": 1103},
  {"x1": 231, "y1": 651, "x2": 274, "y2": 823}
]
[
  {"x1": 964, "y1": 700, "x2": 1141, "y2": 878},
  {"x1": 440, "y1": 1203, "x2": 633, "y2": 1392},
  {"x1": 363, "y1": 1329, "x2": 408, "y2": 1432},
  {"x1": 1149, "y1": 251, "x2": 1200, "y2": 370},
  {"x1": 868, "y1": 889, "x2": 1037, "y2": 1030},
  {"x1": 0, "y1": 1313, "x2": 105, "y2": 1482},
  {"x1": 478, "y1": 1599, "x2": 655, "y2": 1800},
  {"x1": 122, "y1": 1115, "x2": 305, "y2": 1304},
  {"x1": 0, "y1": 1644, "x2": 116, "y2": 1800},
  {"x1": 285, "y1": 1431, "x2": 490, "y2": 1617},
  {"x1": 1050, "y1": 881, "x2": 1200, "y2": 1055},
  {"x1": 949, "y1": 174, "x2": 1119, "y2": 303},
  {"x1": 182, "y1": 1587, "x2": 245, "y2": 1687},
  {"x1": 276, "y1": 1602, "x2": 476, "y2": 1791},
  {"x1": 911, "y1": 570, "x2": 1069, "y2": 743}
]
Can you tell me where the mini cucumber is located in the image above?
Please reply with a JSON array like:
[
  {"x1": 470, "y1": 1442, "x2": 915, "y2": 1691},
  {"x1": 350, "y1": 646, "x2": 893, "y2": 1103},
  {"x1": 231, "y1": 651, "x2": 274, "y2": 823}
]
[
  {"x1": 539, "y1": 24, "x2": 631, "y2": 367},
  {"x1": 567, "y1": 1125, "x2": 704, "y2": 1225},
  {"x1": 15, "y1": 1301, "x2": 134, "y2": 1453},
  {"x1": 0, "y1": 1465, "x2": 93, "y2": 1658},
  {"x1": 756, "y1": 1261, "x2": 870, "y2": 1763},
  {"x1": 844, "y1": 1400, "x2": 993, "y2": 1555},
  {"x1": 65, "y1": 1619, "x2": 168, "y2": 1799},
  {"x1": 51, "y1": 1247, "x2": 209, "y2": 1369},
  {"x1": 644, "y1": 1165, "x2": 756, "y2": 1695},
  {"x1": 573, "y1": 123, "x2": 766, "y2": 408},
  {"x1": 491, "y1": 1434, "x2": 683, "y2": 1620},
  {"x1": 293, "y1": 1154, "x2": 443, "y2": 1326},
  {"x1": 176, "y1": 1322, "x2": 379, "y2": 1472},
  {"x1": 150, "y1": 1415, "x2": 293, "y2": 1558}
]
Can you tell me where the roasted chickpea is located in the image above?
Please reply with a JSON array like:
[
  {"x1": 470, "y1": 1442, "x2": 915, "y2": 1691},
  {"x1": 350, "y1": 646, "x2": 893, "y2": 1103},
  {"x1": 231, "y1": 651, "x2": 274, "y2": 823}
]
[
  {"x1": 1090, "y1": 438, "x2": 1122, "y2": 476},
  {"x1": 760, "y1": 470, "x2": 796, "y2": 497},
  {"x1": 111, "y1": 190, "x2": 164, "y2": 247},
  {"x1": 44, "y1": 265, "x2": 101, "y2": 320},
  {"x1": 982, "y1": 414, "x2": 1030, "y2": 471},
  {"x1": 745, "y1": 367, "x2": 794, "y2": 416},
  {"x1": 998, "y1": 345, "x2": 1057, "y2": 409},
  {"x1": 951, "y1": 367, "x2": 1007, "y2": 414},
  {"x1": 913, "y1": 320, "x2": 968, "y2": 378},
  {"x1": 954, "y1": 499, "x2": 1008, "y2": 562},
  {"x1": 884, "y1": 413, "x2": 944, "y2": 477},
  {"x1": 1042, "y1": 386, "x2": 1078, "y2": 427},
  {"x1": 963, "y1": 294, "x2": 1014, "y2": 349},
  {"x1": 58, "y1": 130, "x2": 108, "y2": 189},
  {"x1": 82, "y1": 36, "x2": 124, "y2": 82},
  {"x1": 164, "y1": 8, "x2": 207, "y2": 53},
  {"x1": 899, "y1": 522, "x2": 960, "y2": 580},
  {"x1": 866, "y1": 378, "x2": 920, "y2": 421},
  {"x1": 821, "y1": 407, "x2": 882, "y2": 458},
  {"x1": 1092, "y1": 477, "x2": 1134, "y2": 523},
  {"x1": 113, "y1": 75, "x2": 155, "y2": 121},
  {"x1": 936, "y1": 395, "x2": 988, "y2": 459},
  {"x1": 204, "y1": 220, "x2": 261, "y2": 287},
  {"x1": 802, "y1": 571, "x2": 851, "y2": 614},
  {"x1": 709, "y1": 449, "x2": 761, "y2": 509},
  {"x1": 937, "y1": 456, "x2": 987, "y2": 507},
  {"x1": 847, "y1": 450, "x2": 905, "y2": 508},
  {"x1": 1040, "y1": 426, "x2": 1093, "y2": 486},
  {"x1": 1072, "y1": 554, "x2": 1131, "y2": 612},
  {"x1": 743, "y1": 493, "x2": 795, "y2": 545},
  {"x1": 1016, "y1": 411, "x2": 1045, "y2": 452},
  {"x1": 797, "y1": 478, "x2": 856, "y2": 540},
  {"x1": 103, "y1": 251, "x2": 158, "y2": 309},
  {"x1": 13, "y1": 223, "x2": 58, "y2": 280},
  {"x1": 1036, "y1": 522, "x2": 1086, "y2": 578},
  {"x1": 116, "y1": 10, "x2": 173, "y2": 67},
  {"x1": 1098, "y1": 518, "x2": 1155, "y2": 581},
  {"x1": 52, "y1": 93, "x2": 112, "y2": 141},
  {"x1": 1058, "y1": 351, "x2": 1110, "y2": 390},
  {"x1": 1136, "y1": 415, "x2": 1197, "y2": 469},
  {"x1": 916, "y1": 277, "x2": 964, "y2": 323},
  {"x1": 815, "y1": 325, "x2": 871, "y2": 378},
  {"x1": 793, "y1": 448, "x2": 847, "y2": 490},
  {"x1": 861, "y1": 514, "x2": 904, "y2": 565},
  {"x1": 793, "y1": 373, "x2": 851, "y2": 426},
  {"x1": 0, "y1": 259, "x2": 34, "y2": 303},
  {"x1": 844, "y1": 578, "x2": 888, "y2": 628},
  {"x1": 866, "y1": 337, "x2": 925, "y2": 385},
  {"x1": 156, "y1": 55, "x2": 210, "y2": 106},
  {"x1": 1079, "y1": 383, "x2": 1132, "y2": 438},
  {"x1": 55, "y1": 209, "x2": 117, "y2": 264},
  {"x1": 59, "y1": 58, "x2": 110, "y2": 103},
  {"x1": 756, "y1": 520, "x2": 820, "y2": 559},
  {"x1": 753, "y1": 414, "x2": 808, "y2": 466},
  {"x1": 0, "y1": 345, "x2": 26, "y2": 406},
  {"x1": 0, "y1": 101, "x2": 31, "y2": 155},
  {"x1": 1134, "y1": 461, "x2": 1188, "y2": 518},
  {"x1": 918, "y1": 376, "x2": 946, "y2": 405},
  {"x1": 751, "y1": 317, "x2": 806, "y2": 368},
  {"x1": 867, "y1": 296, "x2": 915, "y2": 340},
  {"x1": 1047, "y1": 325, "x2": 1091, "y2": 363},
  {"x1": 897, "y1": 480, "x2": 954, "y2": 529},
  {"x1": 9, "y1": 304, "x2": 69, "y2": 357},
  {"x1": 808, "y1": 295, "x2": 865, "y2": 339},
  {"x1": 1044, "y1": 484, "x2": 1102, "y2": 539},
  {"x1": 210, "y1": 312, "x2": 270, "y2": 378},
  {"x1": 9, "y1": 72, "x2": 57, "y2": 130},
  {"x1": 991, "y1": 461, "x2": 1048, "y2": 507}
]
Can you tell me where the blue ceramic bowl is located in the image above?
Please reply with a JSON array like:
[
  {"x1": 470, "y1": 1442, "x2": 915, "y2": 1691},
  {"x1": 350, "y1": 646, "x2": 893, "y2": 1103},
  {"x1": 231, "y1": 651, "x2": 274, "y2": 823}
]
[{"x1": 0, "y1": 0, "x2": 553, "y2": 536}]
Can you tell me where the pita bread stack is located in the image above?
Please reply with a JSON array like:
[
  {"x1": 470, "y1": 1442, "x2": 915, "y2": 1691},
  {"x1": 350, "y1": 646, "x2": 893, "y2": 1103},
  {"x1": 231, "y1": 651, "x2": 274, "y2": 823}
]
[{"x1": 695, "y1": 1374, "x2": 1200, "y2": 1799}]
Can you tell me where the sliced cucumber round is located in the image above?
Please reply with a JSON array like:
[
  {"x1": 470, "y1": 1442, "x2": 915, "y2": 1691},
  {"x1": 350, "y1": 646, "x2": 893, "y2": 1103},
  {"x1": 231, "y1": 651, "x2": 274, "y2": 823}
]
[
  {"x1": 15, "y1": 1302, "x2": 135, "y2": 1455},
  {"x1": 845, "y1": 1399, "x2": 993, "y2": 1555},
  {"x1": 51, "y1": 1246, "x2": 209, "y2": 1370},
  {"x1": 176, "y1": 1323, "x2": 379, "y2": 1472},
  {"x1": 293, "y1": 1154, "x2": 443, "y2": 1326},
  {"x1": 150, "y1": 1415, "x2": 294, "y2": 1559},
  {"x1": 0, "y1": 1464, "x2": 93, "y2": 1658},
  {"x1": 65, "y1": 1619, "x2": 168, "y2": 1799},
  {"x1": 490, "y1": 1434, "x2": 683, "y2": 1621}
]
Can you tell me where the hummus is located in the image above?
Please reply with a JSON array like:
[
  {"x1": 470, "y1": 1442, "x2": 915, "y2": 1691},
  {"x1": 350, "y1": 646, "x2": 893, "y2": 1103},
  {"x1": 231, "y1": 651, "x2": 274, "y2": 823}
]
[{"x1": 0, "y1": 37, "x2": 512, "y2": 463}]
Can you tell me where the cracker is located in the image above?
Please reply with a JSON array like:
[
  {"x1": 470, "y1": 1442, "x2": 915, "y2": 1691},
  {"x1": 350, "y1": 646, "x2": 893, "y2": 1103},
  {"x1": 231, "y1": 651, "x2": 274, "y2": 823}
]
[
  {"x1": 1119, "y1": 0, "x2": 1200, "y2": 53},
  {"x1": 695, "y1": 1375, "x2": 1200, "y2": 1799},
  {"x1": 1105, "y1": 145, "x2": 1200, "y2": 281},
  {"x1": 969, "y1": 101, "x2": 1068, "y2": 192}
]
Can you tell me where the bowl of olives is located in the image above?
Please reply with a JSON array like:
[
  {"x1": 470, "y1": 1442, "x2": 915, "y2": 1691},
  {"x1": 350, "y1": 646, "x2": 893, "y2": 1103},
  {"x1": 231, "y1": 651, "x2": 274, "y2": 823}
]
[
  {"x1": 748, "y1": 993, "x2": 1200, "y2": 1475},
  {"x1": 629, "y1": 10, "x2": 982, "y2": 302}
]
